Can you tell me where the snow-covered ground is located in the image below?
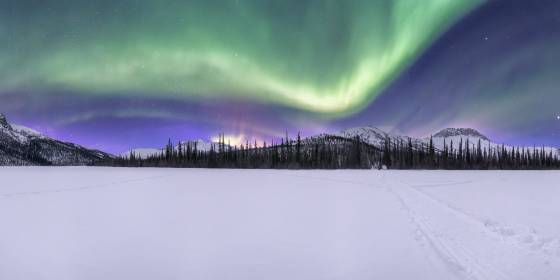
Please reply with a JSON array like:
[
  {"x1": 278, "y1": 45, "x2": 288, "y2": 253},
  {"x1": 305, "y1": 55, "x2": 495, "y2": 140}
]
[{"x1": 1, "y1": 168, "x2": 559, "y2": 280}]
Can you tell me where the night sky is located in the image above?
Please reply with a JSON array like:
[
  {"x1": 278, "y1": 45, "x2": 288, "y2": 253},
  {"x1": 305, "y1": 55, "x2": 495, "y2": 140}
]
[{"x1": 1, "y1": 0, "x2": 559, "y2": 153}]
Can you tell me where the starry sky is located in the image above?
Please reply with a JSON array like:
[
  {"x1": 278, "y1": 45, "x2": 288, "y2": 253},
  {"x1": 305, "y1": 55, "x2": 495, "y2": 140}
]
[{"x1": 1, "y1": 0, "x2": 559, "y2": 153}]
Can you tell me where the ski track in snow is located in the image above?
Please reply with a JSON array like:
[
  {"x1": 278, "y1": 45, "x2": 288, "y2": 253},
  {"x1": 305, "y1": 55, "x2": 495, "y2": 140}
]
[
  {"x1": 274, "y1": 172, "x2": 560, "y2": 279},
  {"x1": 278, "y1": 171, "x2": 560, "y2": 279},
  {"x1": 409, "y1": 182, "x2": 560, "y2": 262},
  {"x1": 381, "y1": 176, "x2": 560, "y2": 280}
]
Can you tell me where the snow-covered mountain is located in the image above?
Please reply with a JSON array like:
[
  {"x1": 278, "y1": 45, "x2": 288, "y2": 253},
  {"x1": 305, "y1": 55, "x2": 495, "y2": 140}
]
[
  {"x1": 433, "y1": 128, "x2": 490, "y2": 141},
  {"x1": 337, "y1": 126, "x2": 422, "y2": 147},
  {"x1": 121, "y1": 126, "x2": 559, "y2": 160},
  {"x1": 4, "y1": 109, "x2": 557, "y2": 166},
  {"x1": 337, "y1": 126, "x2": 560, "y2": 156},
  {"x1": 338, "y1": 127, "x2": 393, "y2": 147},
  {"x1": 427, "y1": 128, "x2": 559, "y2": 158},
  {"x1": 0, "y1": 114, "x2": 112, "y2": 166},
  {"x1": 430, "y1": 128, "x2": 492, "y2": 152}
]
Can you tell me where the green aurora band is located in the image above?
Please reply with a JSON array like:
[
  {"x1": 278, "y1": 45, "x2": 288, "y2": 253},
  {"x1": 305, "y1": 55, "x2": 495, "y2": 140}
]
[{"x1": 0, "y1": 0, "x2": 481, "y2": 115}]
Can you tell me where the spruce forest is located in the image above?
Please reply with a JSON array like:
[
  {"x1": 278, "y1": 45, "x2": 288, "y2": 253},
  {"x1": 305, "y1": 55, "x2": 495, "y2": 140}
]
[{"x1": 97, "y1": 134, "x2": 560, "y2": 170}]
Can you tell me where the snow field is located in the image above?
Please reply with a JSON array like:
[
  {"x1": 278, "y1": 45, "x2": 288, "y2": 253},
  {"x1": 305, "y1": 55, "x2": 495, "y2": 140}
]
[{"x1": 0, "y1": 167, "x2": 559, "y2": 280}]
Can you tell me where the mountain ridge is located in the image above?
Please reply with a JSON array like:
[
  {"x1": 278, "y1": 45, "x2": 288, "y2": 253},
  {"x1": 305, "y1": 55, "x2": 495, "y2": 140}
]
[
  {"x1": 120, "y1": 125, "x2": 559, "y2": 159},
  {"x1": 2, "y1": 112, "x2": 558, "y2": 165},
  {"x1": 340, "y1": 125, "x2": 559, "y2": 157},
  {"x1": 433, "y1": 128, "x2": 490, "y2": 141},
  {"x1": 0, "y1": 114, "x2": 113, "y2": 166}
]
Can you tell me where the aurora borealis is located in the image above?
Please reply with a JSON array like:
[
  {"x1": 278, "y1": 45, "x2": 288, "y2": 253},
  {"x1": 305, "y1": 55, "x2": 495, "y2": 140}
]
[{"x1": 1, "y1": 0, "x2": 560, "y2": 152}]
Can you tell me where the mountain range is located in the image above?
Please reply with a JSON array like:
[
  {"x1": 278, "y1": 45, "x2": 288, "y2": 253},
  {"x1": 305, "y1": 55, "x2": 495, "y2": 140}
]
[
  {"x1": 1, "y1": 112, "x2": 558, "y2": 166},
  {"x1": 122, "y1": 126, "x2": 559, "y2": 160}
]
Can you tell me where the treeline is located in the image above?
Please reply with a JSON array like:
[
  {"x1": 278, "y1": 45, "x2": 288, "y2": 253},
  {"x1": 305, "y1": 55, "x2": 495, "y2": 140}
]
[
  {"x1": 98, "y1": 134, "x2": 382, "y2": 169},
  {"x1": 382, "y1": 137, "x2": 560, "y2": 170},
  {"x1": 96, "y1": 134, "x2": 560, "y2": 170}
]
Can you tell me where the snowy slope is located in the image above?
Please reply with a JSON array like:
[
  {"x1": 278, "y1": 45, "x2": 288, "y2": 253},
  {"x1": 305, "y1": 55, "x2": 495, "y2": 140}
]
[
  {"x1": 11, "y1": 124, "x2": 46, "y2": 139},
  {"x1": 0, "y1": 167, "x2": 559, "y2": 280},
  {"x1": 337, "y1": 126, "x2": 426, "y2": 149},
  {"x1": 433, "y1": 128, "x2": 490, "y2": 141},
  {"x1": 338, "y1": 126, "x2": 560, "y2": 156},
  {"x1": 0, "y1": 114, "x2": 112, "y2": 165},
  {"x1": 337, "y1": 126, "x2": 394, "y2": 146},
  {"x1": 429, "y1": 128, "x2": 560, "y2": 156}
]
